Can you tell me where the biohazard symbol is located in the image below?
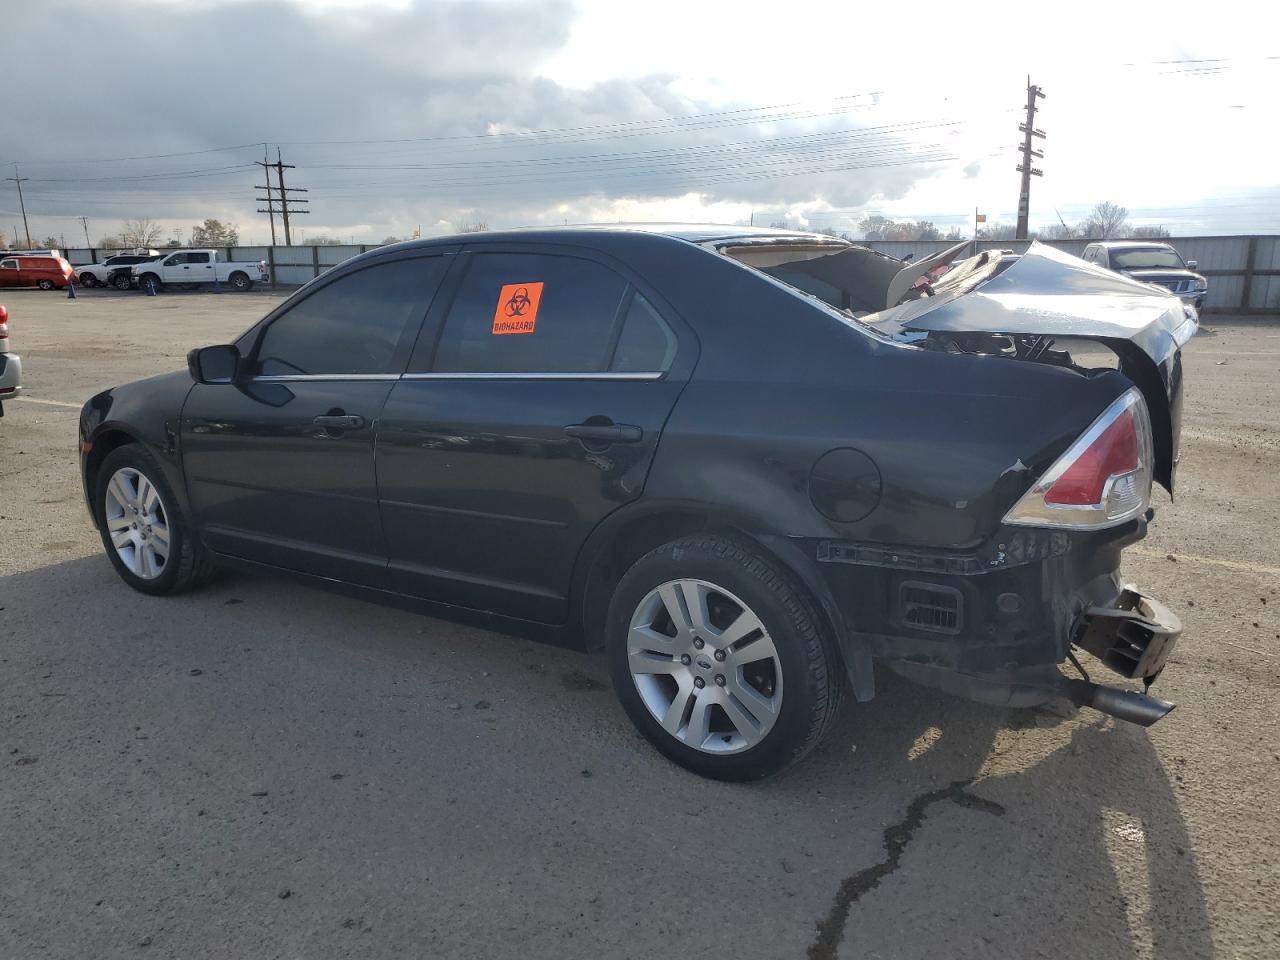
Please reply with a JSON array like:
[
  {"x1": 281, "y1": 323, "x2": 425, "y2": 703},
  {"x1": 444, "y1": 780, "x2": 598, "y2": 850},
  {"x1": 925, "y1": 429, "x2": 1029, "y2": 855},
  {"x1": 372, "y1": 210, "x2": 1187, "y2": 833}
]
[
  {"x1": 492, "y1": 281, "x2": 543, "y2": 335},
  {"x1": 504, "y1": 287, "x2": 532, "y2": 317}
]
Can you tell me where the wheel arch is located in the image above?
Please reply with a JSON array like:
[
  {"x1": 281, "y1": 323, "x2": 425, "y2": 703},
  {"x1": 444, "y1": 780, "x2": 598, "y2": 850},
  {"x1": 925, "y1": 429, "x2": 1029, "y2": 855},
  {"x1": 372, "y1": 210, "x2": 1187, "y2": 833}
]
[
  {"x1": 570, "y1": 500, "x2": 872, "y2": 699},
  {"x1": 83, "y1": 426, "x2": 140, "y2": 503}
]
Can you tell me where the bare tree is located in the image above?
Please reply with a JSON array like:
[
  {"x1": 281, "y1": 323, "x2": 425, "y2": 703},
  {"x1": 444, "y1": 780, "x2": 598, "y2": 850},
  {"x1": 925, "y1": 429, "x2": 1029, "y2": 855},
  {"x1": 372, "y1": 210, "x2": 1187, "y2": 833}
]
[
  {"x1": 1131, "y1": 224, "x2": 1172, "y2": 239},
  {"x1": 121, "y1": 218, "x2": 163, "y2": 249},
  {"x1": 1080, "y1": 201, "x2": 1130, "y2": 239},
  {"x1": 454, "y1": 221, "x2": 489, "y2": 234},
  {"x1": 977, "y1": 221, "x2": 1021, "y2": 241}
]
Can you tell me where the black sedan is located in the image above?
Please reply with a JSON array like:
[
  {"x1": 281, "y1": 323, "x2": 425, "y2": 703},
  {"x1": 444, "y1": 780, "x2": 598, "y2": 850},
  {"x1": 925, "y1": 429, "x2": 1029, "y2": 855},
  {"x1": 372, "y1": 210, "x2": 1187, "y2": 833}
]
[{"x1": 79, "y1": 226, "x2": 1194, "y2": 780}]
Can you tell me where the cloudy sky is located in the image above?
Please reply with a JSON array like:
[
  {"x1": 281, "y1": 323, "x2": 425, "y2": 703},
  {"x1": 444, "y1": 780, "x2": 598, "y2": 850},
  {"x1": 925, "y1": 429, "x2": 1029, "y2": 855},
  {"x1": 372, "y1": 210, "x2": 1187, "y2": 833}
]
[{"x1": 2, "y1": 0, "x2": 1276, "y2": 246}]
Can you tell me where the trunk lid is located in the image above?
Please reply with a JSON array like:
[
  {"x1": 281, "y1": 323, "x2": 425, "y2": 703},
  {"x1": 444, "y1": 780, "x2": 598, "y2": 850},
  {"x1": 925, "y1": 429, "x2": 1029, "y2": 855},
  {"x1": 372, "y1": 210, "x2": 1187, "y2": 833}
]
[{"x1": 865, "y1": 242, "x2": 1196, "y2": 493}]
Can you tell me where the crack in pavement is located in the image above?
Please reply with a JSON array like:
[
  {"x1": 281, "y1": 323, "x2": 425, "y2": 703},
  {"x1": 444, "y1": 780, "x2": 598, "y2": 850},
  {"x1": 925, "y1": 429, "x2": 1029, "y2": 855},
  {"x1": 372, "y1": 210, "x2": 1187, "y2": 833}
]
[{"x1": 807, "y1": 779, "x2": 1006, "y2": 960}]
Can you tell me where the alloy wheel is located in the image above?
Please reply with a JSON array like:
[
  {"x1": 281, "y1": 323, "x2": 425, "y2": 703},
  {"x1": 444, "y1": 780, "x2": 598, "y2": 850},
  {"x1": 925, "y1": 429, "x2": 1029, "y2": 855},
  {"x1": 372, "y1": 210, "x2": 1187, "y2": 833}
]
[
  {"x1": 103, "y1": 467, "x2": 171, "y2": 579},
  {"x1": 627, "y1": 578, "x2": 783, "y2": 754}
]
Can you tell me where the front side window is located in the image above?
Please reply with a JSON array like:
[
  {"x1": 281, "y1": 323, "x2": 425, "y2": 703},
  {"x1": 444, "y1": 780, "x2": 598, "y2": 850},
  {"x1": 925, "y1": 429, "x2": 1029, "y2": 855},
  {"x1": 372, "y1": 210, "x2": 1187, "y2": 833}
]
[
  {"x1": 164, "y1": 254, "x2": 186, "y2": 266},
  {"x1": 254, "y1": 257, "x2": 442, "y2": 377},
  {"x1": 0, "y1": 259, "x2": 16, "y2": 270},
  {"x1": 429, "y1": 253, "x2": 628, "y2": 373}
]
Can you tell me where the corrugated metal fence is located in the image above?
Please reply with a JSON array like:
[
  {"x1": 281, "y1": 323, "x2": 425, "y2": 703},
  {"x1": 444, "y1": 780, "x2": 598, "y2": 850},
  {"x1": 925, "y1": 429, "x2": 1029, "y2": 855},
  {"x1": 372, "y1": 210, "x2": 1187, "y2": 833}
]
[{"x1": 61, "y1": 235, "x2": 1280, "y2": 313}]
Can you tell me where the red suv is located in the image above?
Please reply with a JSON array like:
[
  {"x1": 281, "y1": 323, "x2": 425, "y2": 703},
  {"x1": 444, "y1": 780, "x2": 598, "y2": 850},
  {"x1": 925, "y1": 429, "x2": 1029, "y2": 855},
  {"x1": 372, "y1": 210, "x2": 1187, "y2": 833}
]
[{"x1": 0, "y1": 254, "x2": 75, "y2": 289}]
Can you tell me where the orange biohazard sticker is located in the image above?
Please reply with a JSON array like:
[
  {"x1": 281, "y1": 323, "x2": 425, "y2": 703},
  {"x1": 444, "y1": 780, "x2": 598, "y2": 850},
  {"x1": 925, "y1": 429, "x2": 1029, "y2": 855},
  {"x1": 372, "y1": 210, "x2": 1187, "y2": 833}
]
[{"x1": 492, "y1": 282, "x2": 544, "y2": 335}]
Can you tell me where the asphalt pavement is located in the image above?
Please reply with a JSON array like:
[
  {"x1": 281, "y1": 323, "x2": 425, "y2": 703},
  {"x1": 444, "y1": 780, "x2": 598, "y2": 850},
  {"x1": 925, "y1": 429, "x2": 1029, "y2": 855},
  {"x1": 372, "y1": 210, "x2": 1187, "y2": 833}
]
[{"x1": 1, "y1": 287, "x2": 1277, "y2": 959}]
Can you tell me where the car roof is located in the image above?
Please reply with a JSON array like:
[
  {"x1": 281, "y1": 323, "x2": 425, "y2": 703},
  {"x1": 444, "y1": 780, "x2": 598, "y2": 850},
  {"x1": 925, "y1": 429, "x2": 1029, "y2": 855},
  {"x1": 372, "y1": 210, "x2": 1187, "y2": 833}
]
[
  {"x1": 1095, "y1": 241, "x2": 1173, "y2": 249},
  {"x1": 381, "y1": 223, "x2": 847, "y2": 252}
]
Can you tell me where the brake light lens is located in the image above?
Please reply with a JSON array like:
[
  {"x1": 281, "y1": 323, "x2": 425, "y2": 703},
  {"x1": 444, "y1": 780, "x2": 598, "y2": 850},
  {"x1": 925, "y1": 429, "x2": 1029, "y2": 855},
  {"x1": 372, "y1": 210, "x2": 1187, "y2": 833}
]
[{"x1": 1004, "y1": 387, "x2": 1153, "y2": 529}]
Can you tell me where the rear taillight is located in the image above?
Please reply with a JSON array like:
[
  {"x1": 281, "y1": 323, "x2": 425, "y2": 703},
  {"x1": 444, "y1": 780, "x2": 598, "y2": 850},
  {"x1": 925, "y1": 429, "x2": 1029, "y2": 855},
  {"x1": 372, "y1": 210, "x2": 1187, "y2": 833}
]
[{"x1": 1004, "y1": 387, "x2": 1153, "y2": 529}]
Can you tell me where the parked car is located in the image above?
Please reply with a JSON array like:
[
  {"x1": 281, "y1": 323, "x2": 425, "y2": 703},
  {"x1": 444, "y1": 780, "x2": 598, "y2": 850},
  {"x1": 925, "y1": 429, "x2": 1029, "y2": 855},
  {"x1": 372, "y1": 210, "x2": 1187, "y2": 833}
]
[
  {"x1": 1082, "y1": 241, "x2": 1207, "y2": 308},
  {"x1": 131, "y1": 249, "x2": 268, "y2": 292},
  {"x1": 0, "y1": 254, "x2": 74, "y2": 290},
  {"x1": 75, "y1": 251, "x2": 160, "y2": 289},
  {"x1": 0, "y1": 304, "x2": 20, "y2": 415},
  {"x1": 79, "y1": 227, "x2": 1192, "y2": 780}
]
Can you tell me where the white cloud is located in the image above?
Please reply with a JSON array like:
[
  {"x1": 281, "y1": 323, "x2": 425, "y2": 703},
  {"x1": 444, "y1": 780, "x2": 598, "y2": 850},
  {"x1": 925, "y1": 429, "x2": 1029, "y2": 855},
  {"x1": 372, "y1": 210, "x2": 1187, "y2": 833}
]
[{"x1": 4, "y1": 0, "x2": 1275, "y2": 244}]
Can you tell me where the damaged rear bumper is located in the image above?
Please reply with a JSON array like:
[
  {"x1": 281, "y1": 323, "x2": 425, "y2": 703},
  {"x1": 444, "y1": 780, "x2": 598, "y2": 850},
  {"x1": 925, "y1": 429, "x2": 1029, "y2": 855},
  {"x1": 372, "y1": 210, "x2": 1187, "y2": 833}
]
[{"x1": 813, "y1": 521, "x2": 1183, "y2": 725}]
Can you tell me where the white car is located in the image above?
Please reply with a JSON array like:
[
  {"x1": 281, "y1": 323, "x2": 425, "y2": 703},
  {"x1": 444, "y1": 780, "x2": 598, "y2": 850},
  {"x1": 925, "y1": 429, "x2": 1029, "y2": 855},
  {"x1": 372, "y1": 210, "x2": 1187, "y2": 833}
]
[
  {"x1": 0, "y1": 304, "x2": 21, "y2": 415},
  {"x1": 132, "y1": 249, "x2": 269, "y2": 292},
  {"x1": 76, "y1": 251, "x2": 160, "y2": 289}
]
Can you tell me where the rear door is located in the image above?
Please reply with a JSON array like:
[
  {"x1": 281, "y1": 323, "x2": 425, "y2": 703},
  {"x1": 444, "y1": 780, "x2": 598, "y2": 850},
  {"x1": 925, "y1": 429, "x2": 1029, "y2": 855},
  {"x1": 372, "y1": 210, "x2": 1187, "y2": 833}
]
[
  {"x1": 375, "y1": 246, "x2": 694, "y2": 623},
  {"x1": 181, "y1": 254, "x2": 447, "y2": 584}
]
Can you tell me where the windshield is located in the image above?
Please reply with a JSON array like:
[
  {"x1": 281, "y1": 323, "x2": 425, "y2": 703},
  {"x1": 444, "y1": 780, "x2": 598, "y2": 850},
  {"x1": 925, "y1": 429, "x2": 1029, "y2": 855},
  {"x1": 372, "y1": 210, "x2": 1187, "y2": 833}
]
[{"x1": 1110, "y1": 247, "x2": 1185, "y2": 270}]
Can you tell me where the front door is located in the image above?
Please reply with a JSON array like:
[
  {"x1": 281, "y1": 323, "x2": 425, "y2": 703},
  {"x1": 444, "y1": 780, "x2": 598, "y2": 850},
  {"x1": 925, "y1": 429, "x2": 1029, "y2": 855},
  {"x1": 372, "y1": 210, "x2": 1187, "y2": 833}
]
[
  {"x1": 0, "y1": 259, "x2": 17, "y2": 287},
  {"x1": 162, "y1": 251, "x2": 214, "y2": 282},
  {"x1": 182, "y1": 254, "x2": 447, "y2": 583},
  {"x1": 375, "y1": 248, "x2": 693, "y2": 623}
]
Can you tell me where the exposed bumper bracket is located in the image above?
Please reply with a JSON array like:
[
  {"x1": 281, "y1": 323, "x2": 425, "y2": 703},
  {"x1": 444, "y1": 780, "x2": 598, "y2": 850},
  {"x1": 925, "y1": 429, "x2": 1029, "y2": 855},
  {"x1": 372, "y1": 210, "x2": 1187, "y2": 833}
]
[{"x1": 1073, "y1": 587, "x2": 1182, "y2": 681}]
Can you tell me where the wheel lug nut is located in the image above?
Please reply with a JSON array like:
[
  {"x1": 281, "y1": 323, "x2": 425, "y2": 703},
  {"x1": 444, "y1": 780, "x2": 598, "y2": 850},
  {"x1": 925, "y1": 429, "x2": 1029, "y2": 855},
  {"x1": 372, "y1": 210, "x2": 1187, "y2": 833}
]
[
  {"x1": 693, "y1": 638, "x2": 704, "y2": 649},
  {"x1": 714, "y1": 649, "x2": 726, "y2": 662},
  {"x1": 694, "y1": 677, "x2": 705, "y2": 689},
  {"x1": 715, "y1": 674, "x2": 726, "y2": 686},
  {"x1": 680, "y1": 654, "x2": 691, "y2": 666}
]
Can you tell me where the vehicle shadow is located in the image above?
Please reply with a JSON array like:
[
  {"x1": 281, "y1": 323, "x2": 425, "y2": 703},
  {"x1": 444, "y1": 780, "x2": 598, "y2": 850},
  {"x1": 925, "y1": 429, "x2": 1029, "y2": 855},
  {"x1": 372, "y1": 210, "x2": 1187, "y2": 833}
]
[
  {"x1": 782, "y1": 673, "x2": 1215, "y2": 960},
  {"x1": 0, "y1": 555, "x2": 1215, "y2": 960}
]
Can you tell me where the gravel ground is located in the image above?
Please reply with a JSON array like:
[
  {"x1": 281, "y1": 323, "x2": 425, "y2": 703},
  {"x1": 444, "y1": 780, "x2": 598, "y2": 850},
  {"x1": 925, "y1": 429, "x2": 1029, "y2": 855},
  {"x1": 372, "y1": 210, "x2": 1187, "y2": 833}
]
[{"x1": 1, "y1": 287, "x2": 1277, "y2": 960}]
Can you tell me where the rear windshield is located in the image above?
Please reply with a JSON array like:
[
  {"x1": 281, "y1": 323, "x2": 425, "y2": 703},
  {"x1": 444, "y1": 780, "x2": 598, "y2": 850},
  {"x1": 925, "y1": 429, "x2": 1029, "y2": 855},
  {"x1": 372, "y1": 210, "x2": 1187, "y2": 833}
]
[{"x1": 1110, "y1": 247, "x2": 1185, "y2": 270}]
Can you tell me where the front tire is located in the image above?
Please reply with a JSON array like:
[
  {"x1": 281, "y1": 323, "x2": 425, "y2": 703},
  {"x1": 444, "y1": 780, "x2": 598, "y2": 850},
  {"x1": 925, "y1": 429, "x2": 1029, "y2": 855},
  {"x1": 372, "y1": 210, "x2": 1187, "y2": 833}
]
[
  {"x1": 228, "y1": 271, "x2": 252, "y2": 291},
  {"x1": 606, "y1": 534, "x2": 843, "y2": 780},
  {"x1": 94, "y1": 444, "x2": 215, "y2": 595},
  {"x1": 79, "y1": 273, "x2": 98, "y2": 288},
  {"x1": 139, "y1": 273, "x2": 162, "y2": 292}
]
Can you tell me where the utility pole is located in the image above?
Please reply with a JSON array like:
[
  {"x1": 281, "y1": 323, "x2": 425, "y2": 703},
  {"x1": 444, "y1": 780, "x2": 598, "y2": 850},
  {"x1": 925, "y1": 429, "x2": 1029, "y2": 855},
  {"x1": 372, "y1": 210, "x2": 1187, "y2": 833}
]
[
  {"x1": 254, "y1": 144, "x2": 278, "y2": 246},
  {"x1": 1015, "y1": 78, "x2": 1045, "y2": 240},
  {"x1": 5, "y1": 165, "x2": 32, "y2": 248},
  {"x1": 78, "y1": 216, "x2": 91, "y2": 247},
  {"x1": 255, "y1": 148, "x2": 308, "y2": 246}
]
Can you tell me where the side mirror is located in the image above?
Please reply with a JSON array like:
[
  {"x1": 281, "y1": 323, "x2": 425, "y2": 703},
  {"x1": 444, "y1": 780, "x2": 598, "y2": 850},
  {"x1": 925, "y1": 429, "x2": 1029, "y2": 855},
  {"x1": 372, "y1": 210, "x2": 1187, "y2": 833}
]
[
  {"x1": 187, "y1": 344, "x2": 241, "y2": 384},
  {"x1": 1186, "y1": 260, "x2": 1198, "y2": 270}
]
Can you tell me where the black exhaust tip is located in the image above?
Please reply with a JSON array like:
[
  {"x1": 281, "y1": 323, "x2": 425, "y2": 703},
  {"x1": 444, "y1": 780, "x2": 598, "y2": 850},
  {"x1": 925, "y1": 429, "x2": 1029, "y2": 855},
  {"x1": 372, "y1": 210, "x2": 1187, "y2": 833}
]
[{"x1": 1064, "y1": 679, "x2": 1175, "y2": 727}]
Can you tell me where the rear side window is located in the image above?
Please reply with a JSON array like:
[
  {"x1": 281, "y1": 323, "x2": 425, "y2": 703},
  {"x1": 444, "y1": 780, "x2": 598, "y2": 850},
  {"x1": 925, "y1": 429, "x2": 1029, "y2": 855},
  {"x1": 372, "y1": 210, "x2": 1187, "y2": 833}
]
[
  {"x1": 254, "y1": 257, "x2": 443, "y2": 377},
  {"x1": 429, "y1": 253, "x2": 627, "y2": 373},
  {"x1": 187, "y1": 252, "x2": 211, "y2": 264},
  {"x1": 610, "y1": 292, "x2": 676, "y2": 372}
]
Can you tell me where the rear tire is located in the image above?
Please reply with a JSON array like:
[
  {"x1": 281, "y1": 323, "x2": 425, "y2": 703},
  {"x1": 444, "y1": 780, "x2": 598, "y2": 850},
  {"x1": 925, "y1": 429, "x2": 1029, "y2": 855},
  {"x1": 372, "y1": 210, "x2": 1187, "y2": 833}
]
[
  {"x1": 37, "y1": 279, "x2": 54, "y2": 290},
  {"x1": 112, "y1": 273, "x2": 133, "y2": 291},
  {"x1": 93, "y1": 444, "x2": 216, "y2": 596},
  {"x1": 606, "y1": 534, "x2": 843, "y2": 780},
  {"x1": 228, "y1": 271, "x2": 252, "y2": 291}
]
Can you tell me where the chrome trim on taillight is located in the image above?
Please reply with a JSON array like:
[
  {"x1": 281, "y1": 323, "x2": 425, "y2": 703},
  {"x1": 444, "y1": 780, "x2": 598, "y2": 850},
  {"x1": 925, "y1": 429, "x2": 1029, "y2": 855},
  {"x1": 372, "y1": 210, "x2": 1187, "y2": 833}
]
[{"x1": 1003, "y1": 387, "x2": 1154, "y2": 530}]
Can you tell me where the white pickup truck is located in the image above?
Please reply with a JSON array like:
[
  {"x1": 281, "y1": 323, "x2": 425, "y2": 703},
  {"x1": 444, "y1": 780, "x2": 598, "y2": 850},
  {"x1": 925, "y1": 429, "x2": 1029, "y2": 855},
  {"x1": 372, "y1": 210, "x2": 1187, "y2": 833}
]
[{"x1": 132, "y1": 249, "x2": 268, "y2": 292}]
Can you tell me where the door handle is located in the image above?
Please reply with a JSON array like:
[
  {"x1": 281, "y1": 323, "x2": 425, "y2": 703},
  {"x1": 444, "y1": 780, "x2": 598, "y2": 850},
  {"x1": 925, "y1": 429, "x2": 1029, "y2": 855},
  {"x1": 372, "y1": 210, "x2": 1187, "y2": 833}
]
[
  {"x1": 564, "y1": 422, "x2": 642, "y2": 444},
  {"x1": 313, "y1": 414, "x2": 365, "y2": 430}
]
